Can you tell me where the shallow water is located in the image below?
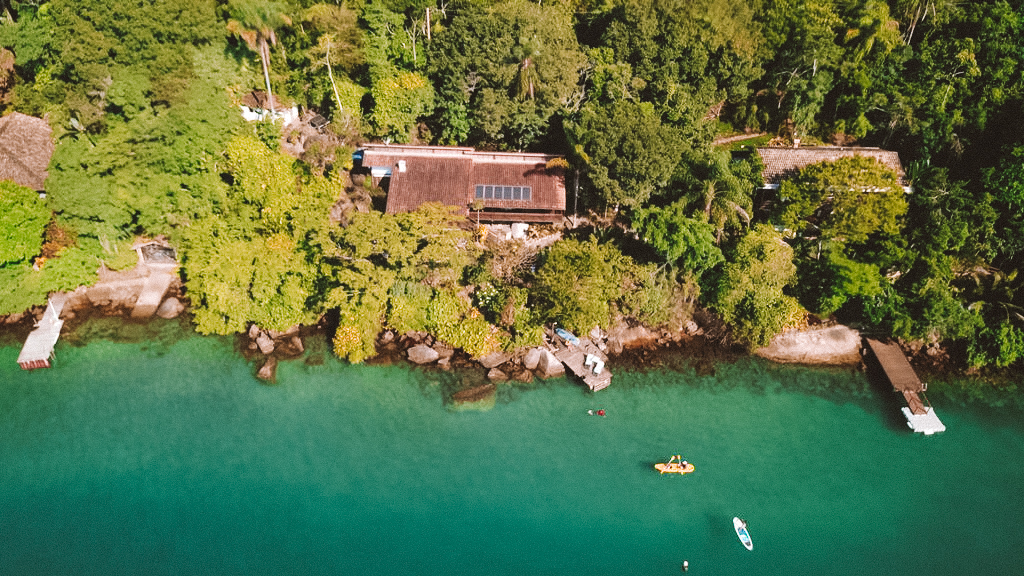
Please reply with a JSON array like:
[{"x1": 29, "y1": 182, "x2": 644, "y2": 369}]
[{"x1": 1, "y1": 325, "x2": 1022, "y2": 575}]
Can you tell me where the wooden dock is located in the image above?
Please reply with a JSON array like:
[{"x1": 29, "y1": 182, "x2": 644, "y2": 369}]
[
  {"x1": 17, "y1": 294, "x2": 67, "y2": 370},
  {"x1": 864, "y1": 339, "x2": 945, "y2": 435},
  {"x1": 550, "y1": 333, "x2": 612, "y2": 392}
]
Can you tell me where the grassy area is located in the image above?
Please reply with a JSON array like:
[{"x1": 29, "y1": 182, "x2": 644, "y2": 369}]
[{"x1": 717, "y1": 134, "x2": 773, "y2": 151}]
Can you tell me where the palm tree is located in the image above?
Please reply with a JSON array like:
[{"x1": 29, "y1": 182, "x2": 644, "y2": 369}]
[
  {"x1": 700, "y1": 178, "x2": 752, "y2": 244},
  {"x1": 227, "y1": 0, "x2": 293, "y2": 116},
  {"x1": 844, "y1": 0, "x2": 900, "y2": 63},
  {"x1": 513, "y1": 35, "x2": 541, "y2": 101}
]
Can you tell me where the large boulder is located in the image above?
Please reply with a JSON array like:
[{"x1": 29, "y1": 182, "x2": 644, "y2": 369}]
[
  {"x1": 255, "y1": 332, "x2": 275, "y2": 355},
  {"x1": 407, "y1": 344, "x2": 440, "y2": 365},
  {"x1": 432, "y1": 342, "x2": 455, "y2": 360},
  {"x1": 606, "y1": 321, "x2": 658, "y2": 353},
  {"x1": 523, "y1": 348, "x2": 543, "y2": 370},
  {"x1": 155, "y1": 297, "x2": 185, "y2": 319},
  {"x1": 535, "y1": 349, "x2": 565, "y2": 379},
  {"x1": 487, "y1": 368, "x2": 508, "y2": 383},
  {"x1": 478, "y1": 352, "x2": 509, "y2": 369},
  {"x1": 756, "y1": 325, "x2": 862, "y2": 366}
]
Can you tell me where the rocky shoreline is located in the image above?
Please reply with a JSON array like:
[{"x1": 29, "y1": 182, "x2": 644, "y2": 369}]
[{"x1": 5, "y1": 284, "x2": 870, "y2": 390}]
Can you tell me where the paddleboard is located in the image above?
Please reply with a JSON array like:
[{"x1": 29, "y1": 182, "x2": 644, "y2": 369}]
[{"x1": 733, "y1": 517, "x2": 753, "y2": 550}]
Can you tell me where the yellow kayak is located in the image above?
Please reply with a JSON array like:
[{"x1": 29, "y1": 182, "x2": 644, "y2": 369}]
[{"x1": 655, "y1": 456, "x2": 695, "y2": 475}]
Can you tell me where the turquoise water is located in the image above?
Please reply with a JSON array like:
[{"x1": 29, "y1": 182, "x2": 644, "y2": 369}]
[{"x1": 1, "y1": 328, "x2": 1023, "y2": 575}]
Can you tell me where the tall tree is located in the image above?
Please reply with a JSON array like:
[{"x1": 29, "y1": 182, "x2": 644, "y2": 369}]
[
  {"x1": 181, "y1": 135, "x2": 338, "y2": 335},
  {"x1": 709, "y1": 224, "x2": 802, "y2": 348},
  {"x1": 632, "y1": 200, "x2": 723, "y2": 279},
  {"x1": 227, "y1": 0, "x2": 293, "y2": 115},
  {"x1": 567, "y1": 99, "x2": 686, "y2": 208},
  {"x1": 532, "y1": 237, "x2": 633, "y2": 333},
  {"x1": 427, "y1": 0, "x2": 586, "y2": 148}
]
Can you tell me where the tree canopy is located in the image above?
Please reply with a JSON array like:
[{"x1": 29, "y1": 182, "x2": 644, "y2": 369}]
[
  {"x1": 776, "y1": 155, "x2": 906, "y2": 243},
  {"x1": 2, "y1": 0, "x2": 1024, "y2": 370},
  {"x1": 0, "y1": 181, "x2": 48, "y2": 266}
]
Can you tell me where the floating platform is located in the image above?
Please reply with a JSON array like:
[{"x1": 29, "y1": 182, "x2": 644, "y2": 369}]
[{"x1": 902, "y1": 407, "x2": 946, "y2": 435}]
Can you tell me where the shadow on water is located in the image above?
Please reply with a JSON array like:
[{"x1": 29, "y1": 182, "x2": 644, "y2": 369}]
[
  {"x1": 59, "y1": 312, "x2": 201, "y2": 356},
  {"x1": 861, "y1": 346, "x2": 916, "y2": 434}
]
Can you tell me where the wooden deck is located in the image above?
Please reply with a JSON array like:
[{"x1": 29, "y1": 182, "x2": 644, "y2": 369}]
[
  {"x1": 550, "y1": 333, "x2": 612, "y2": 392},
  {"x1": 864, "y1": 339, "x2": 945, "y2": 434}
]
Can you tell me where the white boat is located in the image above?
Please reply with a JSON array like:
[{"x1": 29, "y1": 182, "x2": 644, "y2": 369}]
[{"x1": 733, "y1": 517, "x2": 753, "y2": 550}]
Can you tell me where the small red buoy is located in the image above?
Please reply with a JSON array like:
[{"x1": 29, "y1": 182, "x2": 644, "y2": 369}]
[{"x1": 596, "y1": 409, "x2": 606, "y2": 416}]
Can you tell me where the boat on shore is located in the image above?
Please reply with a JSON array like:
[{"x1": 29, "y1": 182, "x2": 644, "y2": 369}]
[
  {"x1": 733, "y1": 517, "x2": 753, "y2": 550},
  {"x1": 654, "y1": 454, "x2": 694, "y2": 475},
  {"x1": 554, "y1": 327, "x2": 580, "y2": 346}
]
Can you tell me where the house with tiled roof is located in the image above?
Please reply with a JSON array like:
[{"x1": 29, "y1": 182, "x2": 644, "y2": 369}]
[
  {"x1": 755, "y1": 146, "x2": 910, "y2": 191},
  {"x1": 0, "y1": 112, "x2": 54, "y2": 192},
  {"x1": 354, "y1": 144, "x2": 567, "y2": 224}
]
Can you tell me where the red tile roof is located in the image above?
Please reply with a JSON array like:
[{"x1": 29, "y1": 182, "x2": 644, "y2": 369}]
[
  {"x1": 756, "y1": 146, "x2": 908, "y2": 186},
  {"x1": 0, "y1": 112, "x2": 54, "y2": 191},
  {"x1": 359, "y1": 145, "x2": 566, "y2": 223}
]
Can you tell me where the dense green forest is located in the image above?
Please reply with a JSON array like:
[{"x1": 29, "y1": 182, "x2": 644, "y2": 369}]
[{"x1": 1, "y1": 0, "x2": 1023, "y2": 373}]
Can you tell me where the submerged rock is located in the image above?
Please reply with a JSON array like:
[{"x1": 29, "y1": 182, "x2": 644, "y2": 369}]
[
  {"x1": 256, "y1": 356, "x2": 278, "y2": 383},
  {"x1": 407, "y1": 344, "x2": 440, "y2": 365},
  {"x1": 512, "y1": 369, "x2": 534, "y2": 384},
  {"x1": 450, "y1": 383, "x2": 496, "y2": 411}
]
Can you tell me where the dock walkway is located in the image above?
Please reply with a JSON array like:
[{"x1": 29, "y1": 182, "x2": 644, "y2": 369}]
[
  {"x1": 17, "y1": 294, "x2": 67, "y2": 370},
  {"x1": 549, "y1": 332, "x2": 612, "y2": 392},
  {"x1": 864, "y1": 339, "x2": 945, "y2": 435}
]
